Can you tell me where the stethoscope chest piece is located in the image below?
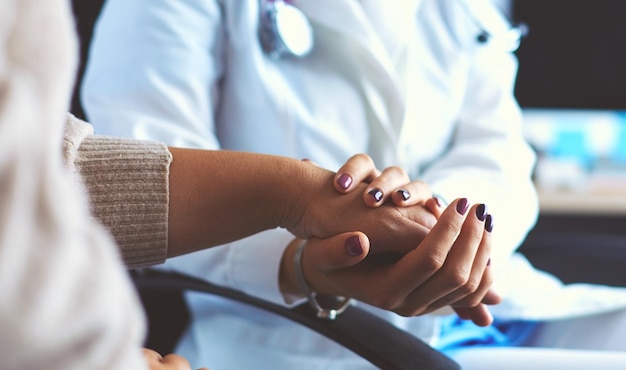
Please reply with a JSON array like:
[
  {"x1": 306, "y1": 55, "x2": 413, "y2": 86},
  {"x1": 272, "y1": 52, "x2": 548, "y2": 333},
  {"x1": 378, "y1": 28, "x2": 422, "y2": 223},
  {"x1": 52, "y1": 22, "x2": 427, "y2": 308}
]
[{"x1": 259, "y1": 0, "x2": 313, "y2": 59}]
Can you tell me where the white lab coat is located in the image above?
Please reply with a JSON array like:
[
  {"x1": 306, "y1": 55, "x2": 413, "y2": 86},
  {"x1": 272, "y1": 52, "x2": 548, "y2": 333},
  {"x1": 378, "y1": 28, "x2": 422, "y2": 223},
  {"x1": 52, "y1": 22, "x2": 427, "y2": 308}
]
[{"x1": 82, "y1": 0, "x2": 626, "y2": 368}]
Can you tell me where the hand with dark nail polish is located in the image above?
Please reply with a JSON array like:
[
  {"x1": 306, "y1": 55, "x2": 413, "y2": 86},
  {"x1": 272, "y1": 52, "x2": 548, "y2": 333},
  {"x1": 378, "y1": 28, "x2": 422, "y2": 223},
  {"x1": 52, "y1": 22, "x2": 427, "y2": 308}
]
[
  {"x1": 397, "y1": 189, "x2": 411, "y2": 201},
  {"x1": 368, "y1": 188, "x2": 383, "y2": 202},
  {"x1": 337, "y1": 173, "x2": 352, "y2": 190}
]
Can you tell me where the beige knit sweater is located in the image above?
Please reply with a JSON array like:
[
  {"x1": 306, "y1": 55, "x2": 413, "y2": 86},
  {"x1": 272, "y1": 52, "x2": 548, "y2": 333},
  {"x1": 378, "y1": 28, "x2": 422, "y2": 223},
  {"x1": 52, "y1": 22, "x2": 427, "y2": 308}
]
[
  {"x1": 0, "y1": 0, "x2": 170, "y2": 368},
  {"x1": 64, "y1": 114, "x2": 172, "y2": 268}
]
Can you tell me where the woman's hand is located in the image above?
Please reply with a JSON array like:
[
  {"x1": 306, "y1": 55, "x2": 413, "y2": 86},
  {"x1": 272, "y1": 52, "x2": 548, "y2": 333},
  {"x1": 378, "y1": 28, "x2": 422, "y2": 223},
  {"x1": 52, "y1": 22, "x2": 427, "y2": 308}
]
[
  {"x1": 143, "y1": 348, "x2": 208, "y2": 370},
  {"x1": 325, "y1": 154, "x2": 500, "y2": 325},
  {"x1": 332, "y1": 154, "x2": 437, "y2": 210},
  {"x1": 281, "y1": 198, "x2": 498, "y2": 326},
  {"x1": 289, "y1": 156, "x2": 439, "y2": 256}
]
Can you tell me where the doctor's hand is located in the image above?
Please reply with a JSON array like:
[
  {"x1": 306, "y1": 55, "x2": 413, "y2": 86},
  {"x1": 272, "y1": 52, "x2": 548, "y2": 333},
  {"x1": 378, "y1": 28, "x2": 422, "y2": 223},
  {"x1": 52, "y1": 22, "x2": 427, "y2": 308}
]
[
  {"x1": 280, "y1": 198, "x2": 497, "y2": 325},
  {"x1": 331, "y1": 155, "x2": 500, "y2": 324}
]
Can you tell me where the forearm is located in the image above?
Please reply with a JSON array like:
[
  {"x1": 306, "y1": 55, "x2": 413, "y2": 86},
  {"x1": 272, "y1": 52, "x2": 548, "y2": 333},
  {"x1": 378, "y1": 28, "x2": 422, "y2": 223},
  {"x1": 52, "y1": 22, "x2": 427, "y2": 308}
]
[{"x1": 167, "y1": 147, "x2": 324, "y2": 257}]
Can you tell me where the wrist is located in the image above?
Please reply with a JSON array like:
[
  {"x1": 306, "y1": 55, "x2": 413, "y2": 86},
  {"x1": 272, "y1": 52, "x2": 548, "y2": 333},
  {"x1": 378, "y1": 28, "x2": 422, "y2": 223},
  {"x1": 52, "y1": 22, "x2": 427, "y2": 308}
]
[
  {"x1": 276, "y1": 160, "x2": 334, "y2": 239},
  {"x1": 291, "y1": 239, "x2": 353, "y2": 319},
  {"x1": 279, "y1": 238, "x2": 306, "y2": 302}
]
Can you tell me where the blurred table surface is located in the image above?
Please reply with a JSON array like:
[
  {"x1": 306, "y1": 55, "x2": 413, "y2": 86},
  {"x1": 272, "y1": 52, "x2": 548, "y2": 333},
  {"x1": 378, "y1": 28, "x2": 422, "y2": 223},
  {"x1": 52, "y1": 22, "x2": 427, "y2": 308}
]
[
  {"x1": 537, "y1": 173, "x2": 626, "y2": 215},
  {"x1": 531, "y1": 180, "x2": 626, "y2": 238},
  {"x1": 539, "y1": 189, "x2": 626, "y2": 215}
]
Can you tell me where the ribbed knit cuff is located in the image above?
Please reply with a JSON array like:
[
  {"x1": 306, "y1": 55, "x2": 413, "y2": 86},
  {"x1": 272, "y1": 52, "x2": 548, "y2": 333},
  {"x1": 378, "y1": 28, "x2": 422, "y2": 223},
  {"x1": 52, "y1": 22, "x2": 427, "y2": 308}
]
[{"x1": 76, "y1": 135, "x2": 172, "y2": 268}]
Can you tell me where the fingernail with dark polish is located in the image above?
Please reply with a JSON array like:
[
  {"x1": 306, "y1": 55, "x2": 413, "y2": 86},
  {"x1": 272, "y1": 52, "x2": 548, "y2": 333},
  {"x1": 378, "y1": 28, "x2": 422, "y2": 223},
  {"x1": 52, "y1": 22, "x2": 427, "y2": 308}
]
[
  {"x1": 476, "y1": 203, "x2": 487, "y2": 221},
  {"x1": 368, "y1": 188, "x2": 383, "y2": 202},
  {"x1": 433, "y1": 197, "x2": 442, "y2": 208},
  {"x1": 456, "y1": 198, "x2": 469, "y2": 215},
  {"x1": 485, "y1": 214, "x2": 494, "y2": 232},
  {"x1": 397, "y1": 189, "x2": 411, "y2": 201},
  {"x1": 337, "y1": 173, "x2": 352, "y2": 190},
  {"x1": 487, "y1": 258, "x2": 491, "y2": 266},
  {"x1": 345, "y1": 235, "x2": 363, "y2": 256}
]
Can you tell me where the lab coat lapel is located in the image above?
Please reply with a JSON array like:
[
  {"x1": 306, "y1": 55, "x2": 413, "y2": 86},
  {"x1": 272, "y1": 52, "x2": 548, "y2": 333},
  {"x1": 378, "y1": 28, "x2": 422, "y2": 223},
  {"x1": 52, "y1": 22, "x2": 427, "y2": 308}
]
[{"x1": 292, "y1": 0, "x2": 406, "y2": 149}]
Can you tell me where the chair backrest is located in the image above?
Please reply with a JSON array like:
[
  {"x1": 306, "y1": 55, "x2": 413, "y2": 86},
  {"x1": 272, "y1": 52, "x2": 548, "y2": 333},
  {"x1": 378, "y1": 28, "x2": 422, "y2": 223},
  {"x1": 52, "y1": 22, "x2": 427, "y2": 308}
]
[{"x1": 70, "y1": 0, "x2": 106, "y2": 120}]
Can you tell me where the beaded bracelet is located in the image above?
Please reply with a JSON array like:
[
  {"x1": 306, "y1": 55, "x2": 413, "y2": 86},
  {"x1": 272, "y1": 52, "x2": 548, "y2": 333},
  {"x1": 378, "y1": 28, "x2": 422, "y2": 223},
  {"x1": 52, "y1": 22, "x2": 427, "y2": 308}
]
[{"x1": 294, "y1": 239, "x2": 353, "y2": 320}]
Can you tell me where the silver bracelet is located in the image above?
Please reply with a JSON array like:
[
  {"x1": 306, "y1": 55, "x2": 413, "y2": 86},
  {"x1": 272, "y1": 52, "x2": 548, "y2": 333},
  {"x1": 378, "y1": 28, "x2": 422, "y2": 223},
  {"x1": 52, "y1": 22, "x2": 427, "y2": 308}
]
[{"x1": 294, "y1": 239, "x2": 353, "y2": 320}]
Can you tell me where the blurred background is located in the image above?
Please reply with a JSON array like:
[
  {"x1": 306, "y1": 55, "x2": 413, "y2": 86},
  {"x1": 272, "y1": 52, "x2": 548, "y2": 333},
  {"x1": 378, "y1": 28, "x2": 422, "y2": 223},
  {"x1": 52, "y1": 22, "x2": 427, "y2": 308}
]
[
  {"x1": 509, "y1": 1, "x2": 626, "y2": 269},
  {"x1": 513, "y1": 1, "x2": 626, "y2": 215}
]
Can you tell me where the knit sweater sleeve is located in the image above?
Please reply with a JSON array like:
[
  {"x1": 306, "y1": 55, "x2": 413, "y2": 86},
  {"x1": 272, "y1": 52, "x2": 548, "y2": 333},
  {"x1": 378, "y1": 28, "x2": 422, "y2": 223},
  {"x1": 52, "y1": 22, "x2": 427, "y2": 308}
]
[{"x1": 63, "y1": 114, "x2": 173, "y2": 268}]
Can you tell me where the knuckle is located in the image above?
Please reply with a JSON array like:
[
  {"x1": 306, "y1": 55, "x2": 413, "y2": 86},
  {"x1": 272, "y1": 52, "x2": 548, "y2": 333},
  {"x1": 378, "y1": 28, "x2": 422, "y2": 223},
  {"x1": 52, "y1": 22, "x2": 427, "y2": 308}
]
[
  {"x1": 456, "y1": 277, "x2": 480, "y2": 298},
  {"x1": 441, "y1": 219, "x2": 461, "y2": 238},
  {"x1": 412, "y1": 179, "x2": 430, "y2": 190},
  {"x1": 445, "y1": 268, "x2": 470, "y2": 290},
  {"x1": 463, "y1": 294, "x2": 484, "y2": 308},
  {"x1": 352, "y1": 153, "x2": 373, "y2": 165},
  {"x1": 385, "y1": 166, "x2": 407, "y2": 177},
  {"x1": 418, "y1": 252, "x2": 446, "y2": 274},
  {"x1": 465, "y1": 276, "x2": 481, "y2": 293},
  {"x1": 468, "y1": 226, "x2": 485, "y2": 243}
]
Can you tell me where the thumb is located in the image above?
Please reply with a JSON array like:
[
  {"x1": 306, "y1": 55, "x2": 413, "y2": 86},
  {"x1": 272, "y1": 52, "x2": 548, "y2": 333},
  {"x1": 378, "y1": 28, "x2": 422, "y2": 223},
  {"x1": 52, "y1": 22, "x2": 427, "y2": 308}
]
[{"x1": 305, "y1": 232, "x2": 370, "y2": 272}]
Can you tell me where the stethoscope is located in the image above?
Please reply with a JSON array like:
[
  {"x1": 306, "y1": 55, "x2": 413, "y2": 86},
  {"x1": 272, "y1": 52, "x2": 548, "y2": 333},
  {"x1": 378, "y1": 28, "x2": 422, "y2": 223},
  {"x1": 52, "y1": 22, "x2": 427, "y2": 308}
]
[
  {"x1": 258, "y1": 0, "x2": 528, "y2": 59},
  {"x1": 258, "y1": 0, "x2": 314, "y2": 59}
]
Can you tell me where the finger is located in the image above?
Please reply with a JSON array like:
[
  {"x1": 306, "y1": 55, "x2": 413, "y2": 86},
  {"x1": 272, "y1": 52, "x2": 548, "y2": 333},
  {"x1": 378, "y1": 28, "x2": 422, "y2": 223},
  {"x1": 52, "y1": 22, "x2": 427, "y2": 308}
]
[
  {"x1": 453, "y1": 306, "x2": 472, "y2": 320},
  {"x1": 143, "y1": 348, "x2": 163, "y2": 362},
  {"x1": 481, "y1": 287, "x2": 503, "y2": 306},
  {"x1": 302, "y1": 232, "x2": 371, "y2": 297},
  {"x1": 454, "y1": 304, "x2": 494, "y2": 327},
  {"x1": 362, "y1": 166, "x2": 411, "y2": 207},
  {"x1": 389, "y1": 180, "x2": 432, "y2": 207},
  {"x1": 425, "y1": 197, "x2": 444, "y2": 218},
  {"x1": 374, "y1": 198, "x2": 471, "y2": 309},
  {"x1": 160, "y1": 353, "x2": 192, "y2": 370},
  {"x1": 425, "y1": 211, "x2": 493, "y2": 310},
  {"x1": 396, "y1": 202, "x2": 488, "y2": 316},
  {"x1": 334, "y1": 154, "x2": 380, "y2": 193},
  {"x1": 469, "y1": 304, "x2": 494, "y2": 327},
  {"x1": 448, "y1": 288, "x2": 501, "y2": 317},
  {"x1": 305, "y1": 232, "x2": 370, "y2": 272},
  {"x1": 447, "y1": 262, "x2": 494, "y2": 309}
]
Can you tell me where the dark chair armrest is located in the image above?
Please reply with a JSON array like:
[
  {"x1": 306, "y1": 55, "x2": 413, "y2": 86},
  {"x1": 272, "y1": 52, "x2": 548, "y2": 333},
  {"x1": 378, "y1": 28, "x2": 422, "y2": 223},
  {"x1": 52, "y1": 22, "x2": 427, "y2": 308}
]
[{"x1": 131, "y1": 269, "x2": 460, "y2": 370}]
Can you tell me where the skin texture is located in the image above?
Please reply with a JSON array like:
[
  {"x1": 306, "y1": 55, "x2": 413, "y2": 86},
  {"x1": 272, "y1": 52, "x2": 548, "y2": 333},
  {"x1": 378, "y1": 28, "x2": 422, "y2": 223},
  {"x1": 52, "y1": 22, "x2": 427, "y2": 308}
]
[
  {"x1": 280, "y1": 199, "x2": 499, "y2": 326},
  {"x1": 166, "y1": 148, "x2": 437, "y2": 258},
  {"x1": 278, "y1": 154, "x2": 500, "y2": 326},
  {"x1": 159, "y1": 149, "x2": 497, "y2": 370},
  {"x1": 166, "y1": 148, "x2": 497, "y2": 325}
]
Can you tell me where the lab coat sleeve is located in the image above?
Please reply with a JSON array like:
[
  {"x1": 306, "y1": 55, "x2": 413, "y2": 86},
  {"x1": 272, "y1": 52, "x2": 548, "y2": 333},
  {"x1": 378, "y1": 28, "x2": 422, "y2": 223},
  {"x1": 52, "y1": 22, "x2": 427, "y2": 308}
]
[
  {"x1": 81, "y1": 0, "x2": 225, "y2": 149},
  {"x1": 81, "y1": 0, "x2": 294, "y2": 305},
  {"x1": 421, "y1": 43, "x2": 539, "y2": 273}
]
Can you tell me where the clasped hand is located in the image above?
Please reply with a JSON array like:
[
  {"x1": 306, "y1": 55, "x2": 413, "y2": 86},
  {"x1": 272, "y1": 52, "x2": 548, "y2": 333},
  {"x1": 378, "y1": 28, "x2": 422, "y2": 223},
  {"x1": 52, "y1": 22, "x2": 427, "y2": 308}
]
[{"x1": 283, "y1": 154, "x2": 500, "y2": 327}]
